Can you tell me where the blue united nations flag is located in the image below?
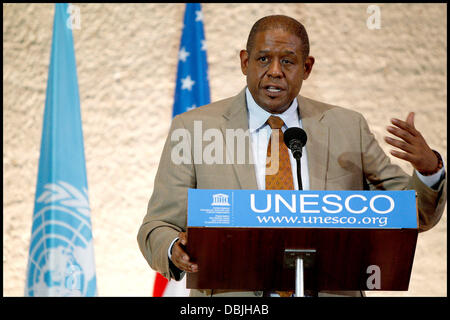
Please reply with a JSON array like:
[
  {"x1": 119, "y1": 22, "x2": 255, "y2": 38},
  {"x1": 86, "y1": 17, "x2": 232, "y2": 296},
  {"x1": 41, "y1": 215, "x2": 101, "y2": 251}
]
[
  {"x1": 25, "y1": 3, "x2": 97, "y2": 297},
  {"x1": 172, "y1": 2, "x2": 211, "y2": 117}
]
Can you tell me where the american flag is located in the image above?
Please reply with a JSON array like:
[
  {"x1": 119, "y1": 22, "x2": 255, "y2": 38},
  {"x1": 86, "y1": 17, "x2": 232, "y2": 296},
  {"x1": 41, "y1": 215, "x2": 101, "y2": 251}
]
[
  {"x1": 152, "y1": 3, "x2": 210, "y2": 297},
  {"x1": 172, "y1": 3, "x2": 210, "y2": 117}
]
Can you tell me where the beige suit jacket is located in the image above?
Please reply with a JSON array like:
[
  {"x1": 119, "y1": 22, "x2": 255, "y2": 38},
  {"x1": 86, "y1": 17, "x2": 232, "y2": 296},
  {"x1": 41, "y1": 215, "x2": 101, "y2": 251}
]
[{"x1": 137, "y1": 88, "x2": 447, "y2": 297}]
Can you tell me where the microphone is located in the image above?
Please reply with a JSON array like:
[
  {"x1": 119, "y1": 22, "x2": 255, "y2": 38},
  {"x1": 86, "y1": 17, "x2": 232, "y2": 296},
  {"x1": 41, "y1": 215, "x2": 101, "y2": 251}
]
[
  {"x1": 284, "y1": 127, "x2": 307, "y2": 160},
  {"x1": 284, "y1": 127, "x2": 307, "y2": 191}
]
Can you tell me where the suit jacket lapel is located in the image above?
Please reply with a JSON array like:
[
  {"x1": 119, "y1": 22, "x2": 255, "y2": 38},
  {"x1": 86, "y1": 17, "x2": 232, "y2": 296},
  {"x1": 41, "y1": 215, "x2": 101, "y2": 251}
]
[
  {"x1": 298, "y1": 95, "x2": 329, "y2": 190},
  {"x1": 221, "y1": 89, "x2": 258, "y2": 189}
]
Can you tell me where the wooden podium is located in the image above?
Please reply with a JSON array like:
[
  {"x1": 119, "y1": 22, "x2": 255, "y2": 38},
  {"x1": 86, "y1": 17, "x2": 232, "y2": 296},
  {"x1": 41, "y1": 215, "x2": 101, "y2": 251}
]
[
  {"x1": 186, "y1": 189, "x2": 418, "y2": 293},
  {"x1": 186, "y1": 227, "x2": 417, "y2": 291}
]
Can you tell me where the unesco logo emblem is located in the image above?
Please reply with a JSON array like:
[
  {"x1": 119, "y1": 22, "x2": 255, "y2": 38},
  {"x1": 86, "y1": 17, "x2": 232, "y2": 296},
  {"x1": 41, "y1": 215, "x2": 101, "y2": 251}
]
[
  {"x1": 211, "y1": 193, "x2": 230, "y2": 206},
  {"x1": 26, "y1": 181, "x2": 96, "y2": 296}
]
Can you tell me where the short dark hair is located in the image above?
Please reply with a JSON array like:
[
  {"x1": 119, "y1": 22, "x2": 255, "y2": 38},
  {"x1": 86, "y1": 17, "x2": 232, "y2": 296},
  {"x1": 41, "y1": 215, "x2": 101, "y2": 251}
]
[{"x1": 246, "y1": 15, "x2": 310, "y2": 61}]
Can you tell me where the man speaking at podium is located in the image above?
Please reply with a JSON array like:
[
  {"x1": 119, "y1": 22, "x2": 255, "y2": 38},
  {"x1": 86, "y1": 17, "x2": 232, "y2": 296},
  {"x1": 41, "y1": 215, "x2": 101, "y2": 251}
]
[{"x1": 138, "y1": 15, "x2": 447, "y2": 297}]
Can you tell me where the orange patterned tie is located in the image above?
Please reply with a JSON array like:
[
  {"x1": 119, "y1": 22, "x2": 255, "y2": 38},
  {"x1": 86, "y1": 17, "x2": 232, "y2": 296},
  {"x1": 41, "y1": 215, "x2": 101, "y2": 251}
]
[
  {"x1": 265, "y1": 116, "x2": 295, "y2": 298},
  {"x1": 265, "y1": 116, "x2": 294, "y2": 190}
]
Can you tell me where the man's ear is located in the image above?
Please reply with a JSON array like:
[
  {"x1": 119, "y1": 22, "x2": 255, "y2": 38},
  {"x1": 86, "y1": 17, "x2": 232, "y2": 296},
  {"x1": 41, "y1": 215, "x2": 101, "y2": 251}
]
[
  {"x1": 303, "y1": 56, "x2": 315, "y2": 80},
  {"x1": 240, "y1": 50, "x2": 249, "y2": 75}
]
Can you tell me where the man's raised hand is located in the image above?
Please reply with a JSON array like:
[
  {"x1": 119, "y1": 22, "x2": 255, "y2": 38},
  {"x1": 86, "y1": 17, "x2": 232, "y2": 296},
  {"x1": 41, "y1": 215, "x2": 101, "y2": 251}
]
[{"x1": 384, "y1": 112, "x2": 439, "y2": 175}]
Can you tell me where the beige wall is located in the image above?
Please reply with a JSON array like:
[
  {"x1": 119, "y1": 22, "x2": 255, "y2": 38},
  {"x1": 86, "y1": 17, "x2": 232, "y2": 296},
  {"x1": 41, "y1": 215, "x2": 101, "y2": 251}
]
[{"x1": 3, "y1": 3, "x2": 446, "y2": 296}]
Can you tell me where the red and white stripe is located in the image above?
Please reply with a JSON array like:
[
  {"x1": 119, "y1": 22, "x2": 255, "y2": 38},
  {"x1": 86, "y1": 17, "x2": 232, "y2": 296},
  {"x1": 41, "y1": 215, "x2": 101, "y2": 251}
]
[{"x1": 152, "y1": 272, "x2": 190, "y2": 297}]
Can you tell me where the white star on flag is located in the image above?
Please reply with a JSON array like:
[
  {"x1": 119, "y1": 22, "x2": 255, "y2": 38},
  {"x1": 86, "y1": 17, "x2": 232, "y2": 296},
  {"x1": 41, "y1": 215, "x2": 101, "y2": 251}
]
[
  {"x1": 195, "y1": 10, "x2": 203, "y2": 22},
  {"x1": 178, "y1": 47, "x2": 190, "y2": 62},
  {"x1": 187, "y1": 104, "x2": 196, "y2": 111},
  {"x1": 181, "y1": 75, "x2": 195, "y2": 91},
  {"x1": 201, "y1": 39, "x2": 207, "y2": 51}
]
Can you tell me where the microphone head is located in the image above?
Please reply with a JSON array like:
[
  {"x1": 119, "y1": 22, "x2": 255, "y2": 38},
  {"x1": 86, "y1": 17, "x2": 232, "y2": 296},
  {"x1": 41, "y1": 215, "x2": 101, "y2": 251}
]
[
  {"x1": 284, "y1": 127, "x2": 307, "y2": 159},
  {"x1": 284, "y1": 127, "x2": 307, "y2": 147}
]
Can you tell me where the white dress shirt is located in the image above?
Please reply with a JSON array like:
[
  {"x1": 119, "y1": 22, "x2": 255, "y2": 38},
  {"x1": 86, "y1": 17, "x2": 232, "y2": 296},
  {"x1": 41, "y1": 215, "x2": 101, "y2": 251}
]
[{"x1": 246, "y1": 87, "x2": 309, "y2": 191}]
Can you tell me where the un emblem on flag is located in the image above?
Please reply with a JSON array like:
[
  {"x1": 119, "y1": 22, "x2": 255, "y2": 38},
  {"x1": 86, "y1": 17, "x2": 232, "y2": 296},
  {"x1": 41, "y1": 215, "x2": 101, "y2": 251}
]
[{"x1": 26, "y1": 181, "x2": 97, "y2": 296}]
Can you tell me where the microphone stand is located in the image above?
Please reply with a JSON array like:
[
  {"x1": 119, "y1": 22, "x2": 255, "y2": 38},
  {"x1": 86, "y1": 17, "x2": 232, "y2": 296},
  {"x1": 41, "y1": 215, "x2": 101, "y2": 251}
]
[
  {"x1": 284, "y1": 127, "x2": 309, "y2": 297},
  {"x1": 294, "y1": 153, "x2": 305, "y2": 297},
  {"x1": 295, "y1": 155, "x2": 302, "y2": 191}
]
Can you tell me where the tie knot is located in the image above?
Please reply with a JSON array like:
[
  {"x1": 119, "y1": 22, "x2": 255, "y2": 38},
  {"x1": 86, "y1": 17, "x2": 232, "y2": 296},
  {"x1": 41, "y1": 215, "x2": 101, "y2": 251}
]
[{"x1": 267, "y1": 116, "x2": 285, "y2": 130}]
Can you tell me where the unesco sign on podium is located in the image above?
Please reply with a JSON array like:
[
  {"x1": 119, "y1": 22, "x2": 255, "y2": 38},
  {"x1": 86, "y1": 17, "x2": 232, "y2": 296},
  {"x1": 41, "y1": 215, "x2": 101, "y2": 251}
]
[
  {"x1": 188, "y1": 189, "x2": 417, "y2": 229},
  {"x1": 186, "y1": 189, "x2": 418, "y2": 292}
]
